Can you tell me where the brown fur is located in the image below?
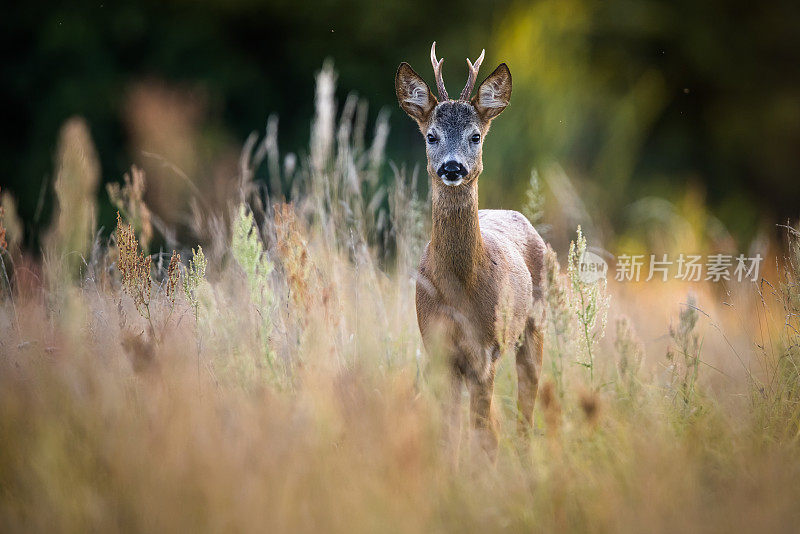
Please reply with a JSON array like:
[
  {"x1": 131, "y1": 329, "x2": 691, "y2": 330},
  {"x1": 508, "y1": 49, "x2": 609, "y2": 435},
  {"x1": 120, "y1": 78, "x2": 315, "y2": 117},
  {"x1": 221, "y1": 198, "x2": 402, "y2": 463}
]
[{"x1": 397, "y1": 46, "x2": 546, "y2": 458}]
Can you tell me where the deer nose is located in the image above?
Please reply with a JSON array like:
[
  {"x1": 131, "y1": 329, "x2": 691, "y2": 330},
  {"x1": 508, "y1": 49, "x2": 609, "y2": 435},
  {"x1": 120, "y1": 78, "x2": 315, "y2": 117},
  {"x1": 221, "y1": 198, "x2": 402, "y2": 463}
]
[{"x1": 437, "y1": 161, "x2": 467, "y2": 180}]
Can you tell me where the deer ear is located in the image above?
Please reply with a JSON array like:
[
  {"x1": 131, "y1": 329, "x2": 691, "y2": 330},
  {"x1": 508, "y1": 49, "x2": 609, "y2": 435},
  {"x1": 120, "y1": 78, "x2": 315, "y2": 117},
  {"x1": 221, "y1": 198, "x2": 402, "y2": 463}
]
[
  {"x1": 472, "y1": 63, "x2": 512, "y2": 122},
  {"x1": 396, "y1": 62, "x2": 437, "y2": 123}
]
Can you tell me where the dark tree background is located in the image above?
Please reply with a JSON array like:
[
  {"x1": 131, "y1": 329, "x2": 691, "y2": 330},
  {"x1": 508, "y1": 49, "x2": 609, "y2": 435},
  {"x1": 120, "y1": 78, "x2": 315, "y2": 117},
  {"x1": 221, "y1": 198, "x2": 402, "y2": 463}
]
[{"x1": 1, "y1": 0, "x2": 798, "y2": 248}]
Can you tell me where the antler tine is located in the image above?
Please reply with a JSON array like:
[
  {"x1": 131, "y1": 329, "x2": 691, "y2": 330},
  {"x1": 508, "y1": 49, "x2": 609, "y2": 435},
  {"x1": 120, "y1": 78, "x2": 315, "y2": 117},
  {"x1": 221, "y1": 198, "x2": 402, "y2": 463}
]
[
  {"x1": 459, "y1": 49, "x2": 485, "y2": 101},
  {"x1": 430, "y1": 42, "x2": 449, "y2": 101}
]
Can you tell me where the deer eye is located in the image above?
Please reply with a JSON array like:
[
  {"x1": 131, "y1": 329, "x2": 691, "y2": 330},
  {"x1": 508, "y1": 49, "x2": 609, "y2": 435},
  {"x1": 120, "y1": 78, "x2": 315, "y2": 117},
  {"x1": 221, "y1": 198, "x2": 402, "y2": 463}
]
[
  {"x1": 471, "y1": 133, "x2": 481, "y2": 144},
  {"x1": 427, "y1": 133, "x2": 438, "y2": 144}
]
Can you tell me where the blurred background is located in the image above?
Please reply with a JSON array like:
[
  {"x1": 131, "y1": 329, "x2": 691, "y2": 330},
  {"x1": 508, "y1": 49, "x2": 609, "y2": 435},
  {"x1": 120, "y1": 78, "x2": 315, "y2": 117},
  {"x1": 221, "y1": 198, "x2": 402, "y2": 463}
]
[{"x1": 2, "y1": 0, "x2": 798, "y2": 252}]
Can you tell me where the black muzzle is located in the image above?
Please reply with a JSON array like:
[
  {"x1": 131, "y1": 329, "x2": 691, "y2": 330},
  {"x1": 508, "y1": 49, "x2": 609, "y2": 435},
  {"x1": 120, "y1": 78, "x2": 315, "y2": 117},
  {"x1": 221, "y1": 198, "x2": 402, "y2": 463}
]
[{"x1": 437, "y1": 161, "x2": 467, "y2": 181}]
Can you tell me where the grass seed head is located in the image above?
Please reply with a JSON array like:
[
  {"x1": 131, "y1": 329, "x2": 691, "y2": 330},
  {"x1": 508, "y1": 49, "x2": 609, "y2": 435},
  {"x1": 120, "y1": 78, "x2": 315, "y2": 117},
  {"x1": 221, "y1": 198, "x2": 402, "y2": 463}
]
[
  {"x1": 115, "y1": 211, "x2": 152, "y2": 317},
  {"x1": 166, "y1": 250, "x2": 181, "y2": 304},
  {"x1": 107, "y1": 165, "x2": 153, "y2": 252}
]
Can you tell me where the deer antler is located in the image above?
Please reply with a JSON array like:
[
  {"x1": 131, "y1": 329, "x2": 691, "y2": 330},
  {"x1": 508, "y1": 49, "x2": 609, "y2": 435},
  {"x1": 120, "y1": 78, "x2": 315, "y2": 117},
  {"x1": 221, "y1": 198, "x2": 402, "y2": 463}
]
[
  {"x1": 459, "y1": 49, "x2": 485, "y2": 101},
  {"x1": 430, "y1": 42, "x2": 449, "y2": 101}
]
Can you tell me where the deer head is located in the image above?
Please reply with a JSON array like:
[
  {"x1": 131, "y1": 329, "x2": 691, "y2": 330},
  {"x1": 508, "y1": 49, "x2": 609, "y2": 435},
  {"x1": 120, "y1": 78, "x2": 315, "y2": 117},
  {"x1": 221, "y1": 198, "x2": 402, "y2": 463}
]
[{"x1": 395, "y1": 42, "x2": 512, "y2": 187}]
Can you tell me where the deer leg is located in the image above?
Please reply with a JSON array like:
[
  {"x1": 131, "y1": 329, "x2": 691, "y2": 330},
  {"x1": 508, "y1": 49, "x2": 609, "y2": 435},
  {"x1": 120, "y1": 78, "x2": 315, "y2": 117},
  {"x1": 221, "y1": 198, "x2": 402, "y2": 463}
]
[
  {"x1": 468, "y1": 364, "x2": 498, "y2": 460},
  {"x1": 444, "y1": 367, "x2": 463, "y2": 465},
  {"x1": 516, "y1": 318, "x2": 543, "y2": 441}
]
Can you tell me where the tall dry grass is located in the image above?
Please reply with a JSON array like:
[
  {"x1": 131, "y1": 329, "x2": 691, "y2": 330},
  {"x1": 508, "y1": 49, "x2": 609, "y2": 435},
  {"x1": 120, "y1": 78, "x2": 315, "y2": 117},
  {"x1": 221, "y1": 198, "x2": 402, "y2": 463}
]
[{"x1": 1, "y1": 63, "x2": 800, "y2": 533}]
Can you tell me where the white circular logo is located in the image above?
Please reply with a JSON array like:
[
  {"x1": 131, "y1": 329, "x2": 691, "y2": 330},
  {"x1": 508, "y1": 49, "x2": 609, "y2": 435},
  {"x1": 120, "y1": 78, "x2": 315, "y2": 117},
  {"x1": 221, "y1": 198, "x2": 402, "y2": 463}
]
[{"x1": 578, "y1": 249, "x2": 608, "y2": 283}]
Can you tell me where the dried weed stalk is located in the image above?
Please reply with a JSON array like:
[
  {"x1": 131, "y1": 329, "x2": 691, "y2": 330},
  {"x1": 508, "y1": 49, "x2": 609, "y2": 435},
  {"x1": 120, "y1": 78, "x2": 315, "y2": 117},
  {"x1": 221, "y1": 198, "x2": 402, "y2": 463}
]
[
  {"x1": 116, "y1": 211, "x2": 152, "y2": 322},
  {"x1": 107, "y1": 165, "x2": 153, "y2": 252}
]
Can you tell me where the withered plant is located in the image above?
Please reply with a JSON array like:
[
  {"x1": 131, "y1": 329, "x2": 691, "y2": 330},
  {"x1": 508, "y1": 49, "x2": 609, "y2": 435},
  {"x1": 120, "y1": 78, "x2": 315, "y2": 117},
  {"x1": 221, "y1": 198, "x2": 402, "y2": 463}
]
[
  {"x1": 115, "y1": 212, "x2": 181, "y2": 344},
  {"x1": 116, "y1": 211, "x2": 153, "y2": 324},
  {"x1": 107, "y1": 165, "x2": 154, "y2": 252},
  {"x1": 274, "y1": 203, "x2": 317, "y2": 322}
]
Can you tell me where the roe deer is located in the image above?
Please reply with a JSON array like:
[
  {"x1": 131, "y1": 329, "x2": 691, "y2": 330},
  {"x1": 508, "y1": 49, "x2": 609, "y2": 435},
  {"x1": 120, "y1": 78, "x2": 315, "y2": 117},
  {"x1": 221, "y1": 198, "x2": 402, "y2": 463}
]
[{"x1": 396, "y1": 43, "x2": 546, "y2": 458}]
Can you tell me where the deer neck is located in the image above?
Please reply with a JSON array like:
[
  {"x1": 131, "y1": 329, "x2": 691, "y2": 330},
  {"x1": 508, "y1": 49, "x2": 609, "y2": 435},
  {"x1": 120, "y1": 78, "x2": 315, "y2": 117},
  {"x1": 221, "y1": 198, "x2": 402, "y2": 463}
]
[{"x1": 429, "y1": 179, "x2": 484, "y2": 284}]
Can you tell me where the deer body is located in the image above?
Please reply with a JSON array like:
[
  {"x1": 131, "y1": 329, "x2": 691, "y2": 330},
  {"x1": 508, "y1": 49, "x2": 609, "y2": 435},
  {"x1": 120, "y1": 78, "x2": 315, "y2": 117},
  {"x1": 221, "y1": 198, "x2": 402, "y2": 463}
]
[{"x1": 397, "y1": 44, "x2": 545, "y2": 456}]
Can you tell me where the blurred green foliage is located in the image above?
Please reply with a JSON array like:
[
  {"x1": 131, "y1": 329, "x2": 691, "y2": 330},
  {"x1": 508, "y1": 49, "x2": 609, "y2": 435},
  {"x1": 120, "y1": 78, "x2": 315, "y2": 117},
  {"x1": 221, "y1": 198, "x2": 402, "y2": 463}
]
[
  {"x1": 484, "y1": 0, "x2": 800, "y2": 247},
  {"x1": 1, "y1": 0, "x2": 798, "y2": 248}
]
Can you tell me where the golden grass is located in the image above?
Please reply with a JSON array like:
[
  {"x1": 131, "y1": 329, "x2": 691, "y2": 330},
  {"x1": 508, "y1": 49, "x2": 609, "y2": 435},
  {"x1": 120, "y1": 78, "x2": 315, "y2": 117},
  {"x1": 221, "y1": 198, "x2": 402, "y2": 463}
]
[{"x1": 1, "y1": 64, "x2": 799, "y2": 533}]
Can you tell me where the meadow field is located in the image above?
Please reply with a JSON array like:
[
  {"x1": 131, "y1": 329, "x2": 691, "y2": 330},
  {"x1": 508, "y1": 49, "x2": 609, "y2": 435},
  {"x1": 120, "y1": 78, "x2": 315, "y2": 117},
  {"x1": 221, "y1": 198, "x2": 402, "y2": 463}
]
[{"x1": 1, "y1": 65, "x2": 800, "y2": 533}]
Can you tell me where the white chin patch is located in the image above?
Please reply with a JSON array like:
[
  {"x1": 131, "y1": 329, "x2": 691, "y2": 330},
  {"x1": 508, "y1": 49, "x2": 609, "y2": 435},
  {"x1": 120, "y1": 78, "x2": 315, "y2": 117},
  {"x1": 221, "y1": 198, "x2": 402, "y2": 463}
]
[{"x1": 441, "y1": 177, "x2": 463, "y2": 187}]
